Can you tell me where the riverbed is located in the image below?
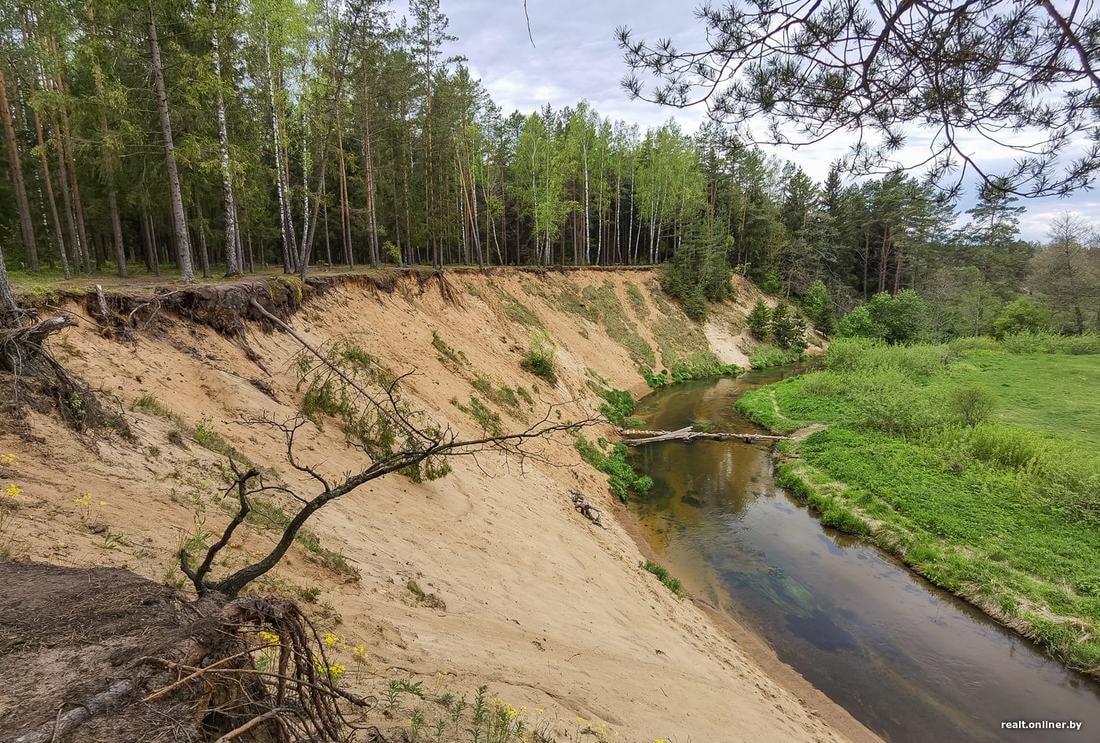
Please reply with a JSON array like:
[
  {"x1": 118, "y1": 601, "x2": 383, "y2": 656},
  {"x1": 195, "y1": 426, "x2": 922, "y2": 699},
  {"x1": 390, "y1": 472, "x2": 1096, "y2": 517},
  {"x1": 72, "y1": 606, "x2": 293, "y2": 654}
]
[{"x1": 628, "y1": 367, "x2": 1100, "y2": 742}]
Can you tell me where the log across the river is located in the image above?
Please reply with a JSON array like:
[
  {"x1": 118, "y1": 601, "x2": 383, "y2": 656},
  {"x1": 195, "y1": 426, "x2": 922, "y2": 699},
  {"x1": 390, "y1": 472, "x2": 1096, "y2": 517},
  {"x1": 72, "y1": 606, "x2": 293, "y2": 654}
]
[{"x1": 616, "y1": 426, "x2": 790, "y2": 446}]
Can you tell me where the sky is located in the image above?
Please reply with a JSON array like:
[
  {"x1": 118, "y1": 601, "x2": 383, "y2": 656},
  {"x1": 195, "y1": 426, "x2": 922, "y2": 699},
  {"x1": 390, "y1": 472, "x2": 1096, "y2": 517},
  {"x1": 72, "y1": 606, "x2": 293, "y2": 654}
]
[{"x1": 403, "y1": 0, "x2": 1099, "y2": 242}]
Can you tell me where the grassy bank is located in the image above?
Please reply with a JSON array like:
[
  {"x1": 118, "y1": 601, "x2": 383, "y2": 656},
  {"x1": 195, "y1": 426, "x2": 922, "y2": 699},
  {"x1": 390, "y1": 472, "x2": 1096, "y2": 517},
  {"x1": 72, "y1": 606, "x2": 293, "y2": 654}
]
[{"x1": 737, "y1": 336, "x2": 1100, "y2": 676}]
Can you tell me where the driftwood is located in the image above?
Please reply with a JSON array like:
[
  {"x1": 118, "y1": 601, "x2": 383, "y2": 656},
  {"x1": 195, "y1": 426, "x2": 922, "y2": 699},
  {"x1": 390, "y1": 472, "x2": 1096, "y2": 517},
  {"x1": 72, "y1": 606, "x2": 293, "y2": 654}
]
[
  {"x1": 571, "y1": 490, "x2": 603, "y2": 526},
  {"x1": 617, "y1": 426, "x2": 789, "y2": 446}
]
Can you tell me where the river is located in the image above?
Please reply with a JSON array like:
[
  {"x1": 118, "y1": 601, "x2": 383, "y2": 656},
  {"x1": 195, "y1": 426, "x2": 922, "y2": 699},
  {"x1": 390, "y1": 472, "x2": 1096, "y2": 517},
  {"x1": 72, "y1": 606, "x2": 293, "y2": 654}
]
[{"x1": 628, "y1": 366, "x2": 1100, "y2": 742}]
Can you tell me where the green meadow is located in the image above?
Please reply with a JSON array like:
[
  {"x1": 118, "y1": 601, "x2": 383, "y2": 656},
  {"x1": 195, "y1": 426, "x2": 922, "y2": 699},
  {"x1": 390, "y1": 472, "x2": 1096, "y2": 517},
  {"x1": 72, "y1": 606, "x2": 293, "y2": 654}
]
[{"x1": 737, "y1": 336, "x2": 1100, "y2": 676}]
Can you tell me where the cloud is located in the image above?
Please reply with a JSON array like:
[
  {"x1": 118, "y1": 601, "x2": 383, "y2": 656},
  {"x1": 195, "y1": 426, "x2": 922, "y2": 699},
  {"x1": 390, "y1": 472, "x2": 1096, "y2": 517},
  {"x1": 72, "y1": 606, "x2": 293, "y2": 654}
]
[{"x1": 415, "y1": 0, "x2": 1097, "y2": 241}]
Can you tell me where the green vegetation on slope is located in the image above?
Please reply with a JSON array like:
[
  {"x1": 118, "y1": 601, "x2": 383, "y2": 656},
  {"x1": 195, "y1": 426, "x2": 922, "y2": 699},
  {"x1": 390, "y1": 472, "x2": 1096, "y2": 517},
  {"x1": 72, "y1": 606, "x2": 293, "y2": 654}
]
[
  {"x1": 575, "y1": 435, "x2": 653, "y2": 503},
  {"x1": 737, "y1": 337, "x2": 1100, "y2": 675}
]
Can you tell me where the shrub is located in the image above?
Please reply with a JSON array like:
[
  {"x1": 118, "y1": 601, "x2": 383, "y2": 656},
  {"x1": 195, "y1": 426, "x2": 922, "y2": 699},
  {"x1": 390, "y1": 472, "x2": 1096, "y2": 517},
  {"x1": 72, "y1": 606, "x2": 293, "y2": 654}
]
[
  {"x1": 801, "y1": 279, "x2": 836, "y2": 335},
  {"x1": 994, "y1": 300, "x2": 1051, "y2": 338},
  {"x1": 747, "y1": 300, "x2": 771, "y2": 340},
  {"x1": 1001, "y1": 332, "x2": 1100, "y2": 355},
  {"x1": 520, "y1": 331, "x2": 557, "y2": 384},
  {"x1": 967, "y1": 423, "x2": 1046, "y2": 471},
  {"x1": 642, "y1": 367, "x2": 670, "y2": 389},
  {"x1": 837, "y1": 304, "x2": 885, "y2": 340},
  {"x1": 947, "y1": 336, "x2": 1002, "y2": 355},
  {"x1": 838, "y1": 290, "x2": 930, "y2": 344},
  {"x1": 951, "y1": 384, "x2": 996, "y2": 427},
  {"x1": 598, "y1": 388, "x2": 639, "y2": 426}
]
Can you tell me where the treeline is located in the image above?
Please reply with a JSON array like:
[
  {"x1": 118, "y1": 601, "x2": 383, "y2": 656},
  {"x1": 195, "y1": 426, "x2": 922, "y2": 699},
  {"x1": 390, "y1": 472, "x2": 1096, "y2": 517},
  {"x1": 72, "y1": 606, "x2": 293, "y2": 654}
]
[{"x1": 0, "y1": 0, "x2": 1096, "y2": 335}]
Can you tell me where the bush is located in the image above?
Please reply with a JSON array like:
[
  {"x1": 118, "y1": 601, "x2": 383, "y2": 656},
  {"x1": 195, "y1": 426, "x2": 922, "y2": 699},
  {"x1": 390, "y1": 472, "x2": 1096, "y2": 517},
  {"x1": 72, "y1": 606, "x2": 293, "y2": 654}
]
[
  {"x1": 838, "y1": 290, "x2": 930, "y2": 344},
  {"x1": 1001, "y1": 332, "x2": 1100, "y2": 355},
  {"x1": 837, "y1": 304, "x2": 885, "y2": 340},
  {"x1": 747, "y1": 300, "x2": 771, "y2": 340},
  {"x1": 598, "y1": 388, "x2": 639, "y2": 426},
  {"x1": 801, "y1": 279, "x2": 835, "y2": 335},
  {"x1": 993, "y1": 300, "x2": 1051, "y2": 338},
  {"x1": 951, "y1": 384, "x2": 996, "y2": 427},
  {"x1": 947, "y1": 336, "x2": 1002, "y2": 355},
  {"x1": 520, "y1": 331, "x2": 557, "y2": 383}
]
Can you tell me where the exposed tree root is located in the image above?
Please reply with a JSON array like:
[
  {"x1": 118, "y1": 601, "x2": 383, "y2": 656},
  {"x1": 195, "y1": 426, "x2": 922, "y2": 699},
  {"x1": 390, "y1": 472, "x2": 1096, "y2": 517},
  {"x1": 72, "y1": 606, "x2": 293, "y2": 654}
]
[
  {"x1": 0, "y1": 314, "x2": 128, "y2": 434},
  {"x1": 2, "y1": 561, "x2": 379, "y2": 743},
  {"x1": 158, "y1": 594, "x2": 376, "y2": 743}
]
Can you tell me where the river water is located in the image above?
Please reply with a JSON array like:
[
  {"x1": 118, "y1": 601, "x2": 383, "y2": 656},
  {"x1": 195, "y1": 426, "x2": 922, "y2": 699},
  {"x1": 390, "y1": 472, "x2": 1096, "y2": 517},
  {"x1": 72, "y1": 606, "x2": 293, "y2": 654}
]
[{"x1": 628, "y1": 367, "x2": 1100, "y2": 742}]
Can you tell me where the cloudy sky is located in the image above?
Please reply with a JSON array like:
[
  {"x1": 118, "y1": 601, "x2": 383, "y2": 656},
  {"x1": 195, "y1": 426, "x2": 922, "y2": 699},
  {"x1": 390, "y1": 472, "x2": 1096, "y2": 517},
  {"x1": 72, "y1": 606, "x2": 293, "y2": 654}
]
[{"x1": 403, "y1": 0, "x2": 1099, "y2": 241}]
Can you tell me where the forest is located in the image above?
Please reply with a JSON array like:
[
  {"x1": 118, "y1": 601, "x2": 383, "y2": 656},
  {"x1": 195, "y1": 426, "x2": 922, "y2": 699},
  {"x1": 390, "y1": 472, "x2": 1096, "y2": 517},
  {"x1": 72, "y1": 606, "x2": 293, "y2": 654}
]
[{"x1": 0, "y1": 0, "x2": 1097, "y2": 338}]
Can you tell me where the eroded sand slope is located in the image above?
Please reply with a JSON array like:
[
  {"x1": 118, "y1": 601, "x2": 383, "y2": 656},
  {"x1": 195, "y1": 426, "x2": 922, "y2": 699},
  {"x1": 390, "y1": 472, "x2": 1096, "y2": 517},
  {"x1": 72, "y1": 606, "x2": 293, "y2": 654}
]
[{"x1": 1, "y1": 269, "x2": 861, "y2": 742}]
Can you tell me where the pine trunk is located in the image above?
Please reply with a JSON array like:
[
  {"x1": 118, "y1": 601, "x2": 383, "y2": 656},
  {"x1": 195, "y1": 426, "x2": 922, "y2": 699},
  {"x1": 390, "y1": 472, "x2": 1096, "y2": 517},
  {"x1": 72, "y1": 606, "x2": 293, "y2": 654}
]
[
  {"x1": 148, "y1": 7, "x2": 195, "y2": 282},
  {"x1": 360, "y1": 77, "x2": 380, "y2": 266},
  {"x1": 31, "y1": 109, "x2": 69, "y2": 278},
  {"x1": 0, "y1": 68, "x2": 38, "y2": 271}
]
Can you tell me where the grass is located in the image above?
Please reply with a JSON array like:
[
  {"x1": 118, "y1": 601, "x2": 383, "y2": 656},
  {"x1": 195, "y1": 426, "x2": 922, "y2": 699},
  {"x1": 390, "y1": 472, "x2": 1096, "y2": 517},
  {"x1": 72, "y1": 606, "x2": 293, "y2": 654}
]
[
  {"x1": 642, "y1": 357, "x2": 742, "y2": 389},
  {"x1": 520, "y1": 332, "x2": 558, "y2": 384},
  {"x1": 574, "y1": 435, "x2": 652, "y2": 503},
  {"x1": 624, "y1": 281, "x2": 649, "y2": 319},
  {"x1": 737, "y1": 337, "x2": 1100, "y2": 675},
  {"x1": 640, "y1": 560, "x2": 683, "y2": 597},
  {"x1": 452, "y1": 396, "x2": 503, "y2": 436},
  {"x1": 471, "y1": 375, "x2": 529, "y2": 416},
  {"x1": 749, "y1": 343, "x2": 804, "y2": 369},
  {"x1": 552, "y1": 282, "x2": 656, "y2": 369},
  {"x1": 493, "y1": 286, "x2": 543, "y2": 328},
  {"x1": 133, "y1": 395, "x2": 252, "y2": 464},
  {"x1": 432, "y1": 331, "x2": 468, "y2": 369}
]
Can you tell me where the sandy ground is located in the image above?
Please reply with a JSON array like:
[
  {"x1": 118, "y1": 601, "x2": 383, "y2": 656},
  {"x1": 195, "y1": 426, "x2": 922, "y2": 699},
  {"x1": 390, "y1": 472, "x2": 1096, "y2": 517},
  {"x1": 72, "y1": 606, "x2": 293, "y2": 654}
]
[{"x1": 1, "y1": 269, "x2": 867, "y2": 742}]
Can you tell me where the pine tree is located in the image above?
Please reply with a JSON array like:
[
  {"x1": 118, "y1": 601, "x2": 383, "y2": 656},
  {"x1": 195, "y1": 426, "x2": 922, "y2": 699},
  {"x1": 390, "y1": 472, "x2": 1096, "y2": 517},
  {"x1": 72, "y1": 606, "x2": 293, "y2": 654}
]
[{"x1": 747, "y1": 300, "x2": 771, "y2": 340}]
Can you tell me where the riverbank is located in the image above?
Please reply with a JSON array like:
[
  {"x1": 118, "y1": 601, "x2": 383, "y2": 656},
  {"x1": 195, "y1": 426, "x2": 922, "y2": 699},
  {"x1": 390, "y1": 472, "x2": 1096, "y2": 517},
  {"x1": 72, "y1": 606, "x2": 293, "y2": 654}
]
[
  {"x1": 0, "y1": 269, "x2": 853, "y2": 741},
  {"x1": 737, "y1": 337, "x2": 1100, "y2": 678}
]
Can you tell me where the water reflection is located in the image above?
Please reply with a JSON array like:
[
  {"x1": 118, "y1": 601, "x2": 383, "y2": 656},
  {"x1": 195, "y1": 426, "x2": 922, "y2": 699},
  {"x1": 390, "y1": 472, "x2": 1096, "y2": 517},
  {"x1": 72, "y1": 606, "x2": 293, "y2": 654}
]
[{"x1": 629, "y1": 371, "x2": 1100, "y2": 743}]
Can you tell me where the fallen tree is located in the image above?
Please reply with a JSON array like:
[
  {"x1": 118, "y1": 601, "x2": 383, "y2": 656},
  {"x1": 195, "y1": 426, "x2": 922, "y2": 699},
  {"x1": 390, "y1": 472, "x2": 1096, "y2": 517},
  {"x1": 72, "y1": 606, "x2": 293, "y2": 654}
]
[{"x1": 617, "y1": 425, "x2": 789, "y2": 445}]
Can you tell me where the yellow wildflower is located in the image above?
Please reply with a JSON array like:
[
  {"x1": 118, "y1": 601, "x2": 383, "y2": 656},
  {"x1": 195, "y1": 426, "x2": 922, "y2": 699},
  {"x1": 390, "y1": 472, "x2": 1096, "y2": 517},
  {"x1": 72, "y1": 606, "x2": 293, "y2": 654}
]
[
  {"x1": 323, "y1": 632, "x2": 340, "y2": 647},
  {"x1": 0, "y1": 453, "x2": 15, "y2": 465},
  {"x1": 4, "y1": 484, "x2": 22, "y2": 497},
  {"x1": 353, "y1": 643, "x2": 368, "y2": 659},
  {"x1": 258, "y1": 630, "x2": 281, "y2": 646},
  {"x1": 98, "y1": 500, "x2": 107, "y2": 507},
  {"x1": 74, "y1": 493, "x2": 93, "y2": 507}
]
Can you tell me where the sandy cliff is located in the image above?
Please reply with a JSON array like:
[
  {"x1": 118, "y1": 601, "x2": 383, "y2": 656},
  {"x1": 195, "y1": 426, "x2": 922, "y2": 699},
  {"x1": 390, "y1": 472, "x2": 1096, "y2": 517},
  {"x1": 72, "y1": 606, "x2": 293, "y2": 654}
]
[{"x1": 1, "y1": 269, "x2": 865, "y2": 742}]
